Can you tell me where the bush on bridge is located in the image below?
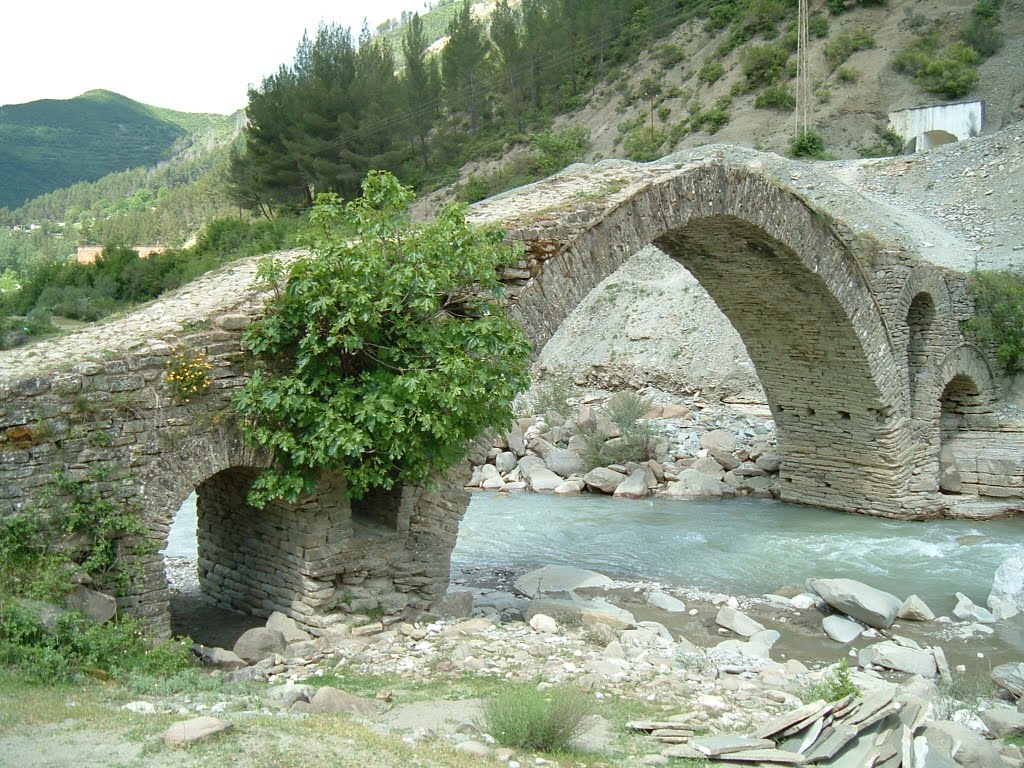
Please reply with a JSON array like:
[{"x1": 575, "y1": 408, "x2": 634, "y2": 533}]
[
  {"x1": 234, "y1": 171, "x2": 532, "y2": 504},
  {"x1": 967, "y1": 269, "x2": 1024, "y2": 376}
]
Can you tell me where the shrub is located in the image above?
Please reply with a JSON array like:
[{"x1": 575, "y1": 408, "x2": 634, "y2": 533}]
[
  {"x1": 824, "y1": 29, "x2": 876, "y2": 68},
  {"x1": 742, "y1": 43, "x2": 790, "y2": 87},
  {"x1": 755, "y1": 85, "x2": 795, "y2": 110},
  {"x1": 481, "y1": 684, "x2": 593, "y2": 752},
  {"x1": 859, "y1": 126, "x2": 904, "y2": 157},
  {"x1": 656, "y1": 43, "x2": 686, "y2": 69},
  {"x1": 836, "y1": 65, "x2": 860, "y2": 83},
  {"x1": 804, "y1": 659, "x2": 860, "y2": 702},
  {"x1": 531, "y1": 127, "x2": 590, "y2": 176},
  {"x1": 0, "y1": 602, "x2": 194, "y2": 683},
  {"x1": 961, "y1": 0, "x2": 1004, "y2": 57},
  {"x1": 809, "y1": 13, "x2": 830, "y2": 38},
  {"x1": 521, "y1": 372, "x2": 577, "y2": 417},
  {"x1": 583, "y1": 391, "x2": 658, "y2": 469},
  {"x1": 789, "y1": 130, "x2": 827, "y2": 159},
  {"x1": 893, "y1": 35, "x2": 980, "y2": 98},
  {"x1": 698, "y1": 60, "x2": 725, "y2": 86},
  {"x1": 966, "y1": 269, "x2": 1024, "y2": 375},
  {"x1": 623, "y1": 124, "x2": 667, "y2": 161}
]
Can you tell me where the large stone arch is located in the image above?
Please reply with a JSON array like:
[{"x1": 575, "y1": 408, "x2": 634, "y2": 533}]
[{"x1": 508, "y1": 164, "x2": 914, "y2": 515}]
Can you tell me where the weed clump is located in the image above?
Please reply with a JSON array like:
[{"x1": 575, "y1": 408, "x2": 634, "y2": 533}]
[{"x1": 481, "y1": 684, "x2": 593, "y2": 752}]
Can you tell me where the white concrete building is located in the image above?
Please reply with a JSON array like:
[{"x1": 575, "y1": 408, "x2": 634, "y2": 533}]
[{"x1": 888, "y1": 101, "x2": 984, "y2": 153}]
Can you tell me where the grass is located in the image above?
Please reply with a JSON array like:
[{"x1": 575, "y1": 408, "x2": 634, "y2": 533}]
[
  {"x1": 0, "y1": 665, "x2": 687, "y2": 767},
  {"x1": 480, "y1": 683, "x2": 594, "y2": 751}
]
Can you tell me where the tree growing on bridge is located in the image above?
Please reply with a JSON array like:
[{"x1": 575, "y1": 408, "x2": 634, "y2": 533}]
[{"x1": 233, "y1": 171, "x2": 532, "y2": 504}]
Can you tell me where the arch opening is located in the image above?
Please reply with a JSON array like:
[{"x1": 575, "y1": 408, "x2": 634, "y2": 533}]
[{"x1": 937, "y1": 373, "x2": 991, "y2": 496}]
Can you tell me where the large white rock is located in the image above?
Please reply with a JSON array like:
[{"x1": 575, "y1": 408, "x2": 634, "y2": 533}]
[
  {"x1": 648, "y1": 591, "x2": 686, "y2": 613},
  {"x1": 527, "y1": 467, "x2": 564, "y2": 492},
  {"x1": 662, "y1": 469, "x2": 732, "y2": 498},
  {"x1": 859, "y1": 641, "x2": 937, "y2": 677},
  {"x1": 545, "y1": 449, "x2": 584, "y2": 478},
  {"x1": 898, "y1": 594, "x2": 935, "y2": 621},
  {"x1": 810, "y1": 578, "x2": 902, "y2": 629},
  {"x1": 992, "y1": 662, "x2": 1024, "y2": 698},
  {"x1": 822, "y1": 615, "x2": 864, "y2": 644},
  {"x1": 233, "y1": 627, "x2": 287, "y2": 664},
  {"x1": 988, "y1": 550, "x2": 1024, "y2": 620},
  {"x1": 513, "y1": 565, "x2": 613, "y2": 598},
  {"x1": 715, "y1": 607, "x2": 765, "y2": 638},
  {"x1": 700, "y1": 429, "x2": 736, "y2": 453},
  {"x1": 529, "y1": 613, "x2": 559, "y2": 634},
  {"x1": 613, "y1": 468, "x2": 650, "y2": 499},
  {"x1": 953, "y1": 592, "x2": 996, "y2": 624},
  {"x1": 266, "y1": 611, "x2": 311, "y2": 643},
  {"x1": 583, "y1": 467, "x2": 627, "y2": 494}
]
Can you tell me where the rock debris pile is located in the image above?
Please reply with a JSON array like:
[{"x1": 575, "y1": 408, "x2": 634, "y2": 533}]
[{"x1": 468, "y1": 391, "x2": 781, "y2": 500}]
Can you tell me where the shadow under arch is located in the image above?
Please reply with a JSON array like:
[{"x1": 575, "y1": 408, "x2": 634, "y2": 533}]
[{"x1": 509, "y1": 163, "x2": 915, "y2": 515}]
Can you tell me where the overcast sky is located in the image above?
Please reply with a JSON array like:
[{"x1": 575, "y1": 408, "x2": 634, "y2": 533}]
[{"x1": 2, "y1": 1, "x2": 425, "y2": 114}]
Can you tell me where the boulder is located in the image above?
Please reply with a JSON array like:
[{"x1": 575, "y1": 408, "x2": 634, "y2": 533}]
[
  {"x1": 661, "y1": 403, "x2": 691, "y2": 420},
  {"x1": 822, "y1": 615, "x2": 864, "y2": 644},
  {"x1": 756, "y1": 452, "x2": 781, "y2": 473},
  {"x1": 715, "y1": 607, "x2": 765, "y2": 638},
  {"x1": 529, "y1": 614, "x2": 559, "y2": 634},
  {"x1": 164, "y1": 717, "x2": 233, "y2": 747},
  {"x1": 810, "y1": 578, "x2": 902, "y2": 629},
  {"x1": 525, "y1": 595, "x2": 635, "y2": 629},
  {"x1": 691, "y1": 456, "x2": 726, "y2": 479},
  {"x1": 233, "y1": 627, "x2": 287, "y2": 664},
  {"x1": 992, "y1": 662, "x2": 1024, "y2": 698},
  {"x1": 979, "y1": 706, "x2": 1024, "y2": 738},
  {"x1": 527, "y1": 467, "x2": 564, "y2": 492},
  {"x1": 953, "y1": 592, "x2": 996, "y2": 624},
  {"x1": 265, "y1": 682, "x2": 315, "y2": 709},
  {"x1": 859, "y1": 641, "x2": 937, "y2": 677},
  {"x1": 709, "y1": 449, "x2": 740, "y2": 471},
  {"x1": 700, "y1": 430, "x2": 736, "y2": 453},
  {"x1": 595, "y1": 415, "x2": 621, "y2": 439},
  {"x1": 988, "y1": 550, "x2": 1024, "y2": 620},
  {"x1": 305, "y1": 686, "x2": 378, "y2": 716},
  {"x1": 433, "y1": 590, "x2": 474, "y2": 619},
  {"x1": 513, "y1": 565, "x2": 612, "y2": 598},
  {"x1": 554, "y1": 479, "x2": 585, "y2": 495},
  {"x1": 583, "y1": 467, "x2": 626, "y2": 494},
  {"x1": 495, "y1": 451, "x2": 518, "y2": 474},
  {"x1": 898, "y1": 594, "x2": 936, "y2": 622},
  {"x1": 661, "y1": 469, "x2": 731, "y2": 498},
  {"x1": 507, "y1": 427, "x2": 526, "y2": 456},
  {"x1": 266, "y1": 611, "x2": 311, "y2": 643},
  {"x1": 65, "y1": 585, "x2": 116, "y2": 624},
  {"x1": 921, "y1": 721, "x2": 1004, "y2": 768},
  {"x1": 613, "y1": 469, "x2": 650, "y2": 499},
  {"x1": 545, "y1": 448, "x2": 584, "y2": 478},
  {"x1": 647, "y1": 591, "x2": 686, "y2": 613}
]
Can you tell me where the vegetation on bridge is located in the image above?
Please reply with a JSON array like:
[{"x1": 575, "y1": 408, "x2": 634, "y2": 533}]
[
  {"x1": 234, "y1": 171, "x2": 532, "y2": 504},
  {"x1": 967, "y1": 268, "x2": 1024, "y2": 375}
]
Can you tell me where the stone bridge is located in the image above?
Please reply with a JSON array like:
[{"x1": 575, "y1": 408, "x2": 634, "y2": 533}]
[{"x1": 0, "y1": 148, "x2": 1018, "y2": 637}]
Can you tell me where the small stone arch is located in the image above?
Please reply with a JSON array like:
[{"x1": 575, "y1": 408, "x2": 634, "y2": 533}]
[{"x1": 934, "y1": 344, "x2": 997, "y2": 430}]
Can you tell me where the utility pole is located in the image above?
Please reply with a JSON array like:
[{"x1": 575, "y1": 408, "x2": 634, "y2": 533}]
[{"x1": 795, "y1": 0, "x2": 811, "y2": 138}]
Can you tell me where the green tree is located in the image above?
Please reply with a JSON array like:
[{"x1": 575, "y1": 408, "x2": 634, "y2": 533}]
[
  {"x1": 401, "y1": 12, "x2": 440, "y2": 169},
  {"x1": 233, "y1": 171, "x2": 532, "y2": 504},
  {"x1": 441, "y1": 0, "x2": 492, "y2": 132}
]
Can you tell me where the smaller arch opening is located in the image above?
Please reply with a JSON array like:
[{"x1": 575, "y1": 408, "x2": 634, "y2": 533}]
[
  {"x1": 907, "y1": 291, "x2": 940, "y2": 412},
  {"x1": 164, "y1": 467, "x2": 266, "y2": 647},
  {"x1": 937, "y1": 374, "x2": 988, "y2": 496}
]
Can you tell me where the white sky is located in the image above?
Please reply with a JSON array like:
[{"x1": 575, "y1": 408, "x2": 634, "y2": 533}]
[{"x1": 1, "y1": 1, "x2": 426, "y2": 114}]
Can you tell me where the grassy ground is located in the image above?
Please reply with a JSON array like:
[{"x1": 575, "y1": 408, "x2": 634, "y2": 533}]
[{"x1": 0, "y1": 669, "x2": 703, "y2": 768}]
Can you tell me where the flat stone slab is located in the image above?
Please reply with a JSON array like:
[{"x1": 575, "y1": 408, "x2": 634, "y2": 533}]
[
  {"x1": 513, "y1": 565, "x2": 613, "y2": 598},
  {"x1": 163, "y1": 716, "x2": 233, "y2": 747},
  {"x1": 716, "y1": 607, "x2": 766, "y2": 638},
  {"x1": 690, "y1": 735, "x2": 775, "y2": 756}
]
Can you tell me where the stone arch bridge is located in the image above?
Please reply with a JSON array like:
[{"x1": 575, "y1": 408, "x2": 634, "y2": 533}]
[{"x1": 0, "y1": 149, "x2": 1018, "y2": 637}]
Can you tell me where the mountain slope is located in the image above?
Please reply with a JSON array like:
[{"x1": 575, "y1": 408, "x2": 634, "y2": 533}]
[{"x1": 0, "y1": 90, "x2": 231, "y2": 210}]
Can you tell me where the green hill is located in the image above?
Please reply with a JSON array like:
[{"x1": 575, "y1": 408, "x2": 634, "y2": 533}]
[{"x1": 0, "y1": 90, "x2": 230, "y2": 210}]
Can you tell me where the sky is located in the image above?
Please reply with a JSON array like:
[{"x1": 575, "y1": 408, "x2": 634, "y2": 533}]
[{"x1": 1, "y1": 1, "x2": 427, "y2": 114}]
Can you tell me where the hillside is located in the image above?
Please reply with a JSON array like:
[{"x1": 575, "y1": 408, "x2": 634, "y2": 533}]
[{"x1": 0, "y1": 90, "x2": 234, "y2": 210}]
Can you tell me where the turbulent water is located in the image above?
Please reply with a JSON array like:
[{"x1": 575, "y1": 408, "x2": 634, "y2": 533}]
[
  {"x1": 451, "y1": 492, "x2": 1024, "y2": 610},
  {"x1": 167, "y1": 490, "x2": 1023, "y2": 611}
]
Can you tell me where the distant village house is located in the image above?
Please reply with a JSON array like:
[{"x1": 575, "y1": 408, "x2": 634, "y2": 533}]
[{"x1": 76, "y1": 245, "x2": 166, "y2": 265}]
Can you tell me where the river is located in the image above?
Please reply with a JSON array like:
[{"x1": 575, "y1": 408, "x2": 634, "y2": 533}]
[{"x1": 169, "y1": 490, "x2": 1022, "y2": 612}]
